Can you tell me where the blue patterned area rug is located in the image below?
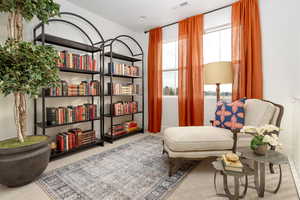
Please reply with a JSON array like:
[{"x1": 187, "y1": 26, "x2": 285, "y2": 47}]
[{"x1": 36, "y1": 136, "x2": 197, "y2": 200}]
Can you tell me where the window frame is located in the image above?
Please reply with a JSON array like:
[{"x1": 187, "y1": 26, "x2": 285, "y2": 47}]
[
  {"x1": 162, "y1": 23, "x2": 233, "y2": 97},
  {"x1": 162, "y1": 40, "x2": 179, "y2": 97}
]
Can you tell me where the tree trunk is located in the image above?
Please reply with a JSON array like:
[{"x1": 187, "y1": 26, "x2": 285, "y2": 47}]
[
  {"x1": 8, "y1": 10, "x2": 25, "y2": 143},
  {"x1": 14, "y1": 93, "x2": 27, "y2": 143},
  {"x1": 7, "y1": 10, "x2": 23, "y2": 40}
]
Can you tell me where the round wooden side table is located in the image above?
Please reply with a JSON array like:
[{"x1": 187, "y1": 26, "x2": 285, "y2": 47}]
[
  {"x1": 239, "y1": 148, "x2": 289, "y2": 197},
  {"x1": 212, "y1": 159, "x2": 255, "y2": 200}
]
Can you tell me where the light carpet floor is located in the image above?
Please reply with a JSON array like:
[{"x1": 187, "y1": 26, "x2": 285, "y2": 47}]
[{"x1": 0, "y1": 133, "x2": 298, "y2": 200}]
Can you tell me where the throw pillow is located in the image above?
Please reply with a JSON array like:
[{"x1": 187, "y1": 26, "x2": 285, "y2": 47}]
[{"x1": 213, "y1": 98, "x2": 246, "y2": 130}]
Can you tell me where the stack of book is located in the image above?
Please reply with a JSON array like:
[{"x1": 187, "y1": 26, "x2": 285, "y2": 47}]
[
  {"x1": 78, "y1": 81, "x2": 99, "y2": 96},
  {"x1": 57, "y1": 50, "x2": 97, "y2": 71},
  {"x1": 46, "y1": 80, "x2": 100, "y2": 97},
  {"x1": 46, "y1": 104, "x2": 98, "y2": 125},
  {"x1": 112, "y1": 101, "x2": 138, "y2": 116},
  {"x1": 124, "y1": 121, "x2": 139, "y2": 133},
  {"x1": 107, "y1": 83, "x2": 139, "y2": 95},
  {"x1": 107, "y1": 121, "x2": 139, "y2": 136},
  {"x1": 68, "y1": 84, "x2": 79, "y2": 96},
  {"x1": 108, "y1": 125, "x2": 127, "y2": 136},
  {"x1": 222, "y1": 154, "x2": 243, "y2": 172},
  {"x1": 108, "y1": 62, "x2": 139, "y2": 76},
  {"x1": 56, "y1": 128, "x2": 96, "y2": 152}
]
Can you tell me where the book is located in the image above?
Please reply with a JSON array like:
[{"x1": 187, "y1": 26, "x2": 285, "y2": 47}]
[
  {"x1": 107, "y1": 62, "x2": 139, "y2": 76},
  {"x1": 56, "y1": 51, "x2": 97, "y2": 71},
  {"x1": 222, "y1": 155, "x2": 243, "y2": 172},
  {"x1": 46, "y1": 107, "x2": 57, "y2": 125}
]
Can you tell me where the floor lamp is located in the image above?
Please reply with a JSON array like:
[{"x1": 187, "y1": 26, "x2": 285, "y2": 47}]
[{"x1": 204, "y1": 62, "x2": 233, "y2": 102}]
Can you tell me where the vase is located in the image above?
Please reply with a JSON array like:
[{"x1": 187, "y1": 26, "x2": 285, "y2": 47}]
[
  {"x1": 254, "y1": 144, "x2": 268, "y2": 156},
  {"x1": 0, "y1": 136, "x2": 50, "y2": 187}
]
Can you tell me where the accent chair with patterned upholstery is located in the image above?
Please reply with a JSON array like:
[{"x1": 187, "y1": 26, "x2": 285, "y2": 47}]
[{"x1": 163, "y1": 99, "x2": 284, "y2": 176}]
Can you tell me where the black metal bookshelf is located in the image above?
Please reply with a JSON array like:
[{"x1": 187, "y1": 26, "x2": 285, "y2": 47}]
[
  {"x1": 33, "y1": 12, "x2": 105, "y2": 160},
  {"x1": 101, "y1": 35, "x2": 144, "y2": 143}
]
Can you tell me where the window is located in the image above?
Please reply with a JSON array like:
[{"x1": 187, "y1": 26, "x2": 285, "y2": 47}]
[
  {"x1": 162, "y1": 25, "x2": 178, "y2": 96},
  {"x1": 203, "y1": 27, "x2": 232, "y2": 99},
  {"x1": 161, "y1": 10, "x2": 232, "y2": 97}
]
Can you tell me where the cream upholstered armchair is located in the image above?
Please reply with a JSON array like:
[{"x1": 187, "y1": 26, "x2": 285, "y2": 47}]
[{"x1": 163, "y1": 99, "x2": 284, "y2": 176}]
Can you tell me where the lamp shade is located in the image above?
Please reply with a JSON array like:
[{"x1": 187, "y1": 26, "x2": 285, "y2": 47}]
[{"x1": 204, "y1": 62, "x2": 233, "y2": 84}]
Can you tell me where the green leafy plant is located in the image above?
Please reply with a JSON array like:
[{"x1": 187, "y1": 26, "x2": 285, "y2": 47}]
[
  {"x1": 0, "y1": 0, "x2": 60, "y2": 40},
  {"x1": 0, "y1": 39, "x2": 60, "y2": 143},
  {"x1": 0, "y1": 0, "x2": 60, "y2": 143},
  {"x1": 250, "y1": 135, "x2": 265, "y2": 150}
]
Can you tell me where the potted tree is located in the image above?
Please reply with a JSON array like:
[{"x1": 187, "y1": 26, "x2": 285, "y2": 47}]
[{"x1": 0, "y1": 0, "x2": 60, "y2": 187}]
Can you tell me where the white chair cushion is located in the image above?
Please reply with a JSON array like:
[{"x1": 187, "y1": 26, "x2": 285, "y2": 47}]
[
  {"x1": 164, "y1": 126, "x2": 233, "y2": 152},
  {"x1": 244, "y1": 99, "x2": 276, "y2": 126}
]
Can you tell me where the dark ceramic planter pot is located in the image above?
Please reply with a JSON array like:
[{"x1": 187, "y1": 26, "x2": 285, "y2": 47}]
[
  {"x1": 0, "y1": 136, "x2": 51, "y2": 187},
  {"x1": 254, "y1": 144, "x2": 268, "y2": 156}
]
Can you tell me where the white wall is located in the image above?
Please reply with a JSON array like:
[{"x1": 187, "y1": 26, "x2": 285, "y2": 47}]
[
  {"x1": 259, "y1": 0, "x2": 300, "y2": 158},
  {"x1": 260, "y1": 0, "x2": 300, "y2": 180},
  {"x1": 0, "y1": 0, "x2": 147, "y2": 140}
]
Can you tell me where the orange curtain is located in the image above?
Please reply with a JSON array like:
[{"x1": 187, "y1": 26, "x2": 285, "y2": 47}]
[
  {"x1": 232, "y1": 0, "x2": 263, "y2": 100},
  {"x1": 178, "y1": 15, "x2": 204, "y2": 126},
  {"x1": 148, "y1": 28, "x2": 163, "y2": 133}
]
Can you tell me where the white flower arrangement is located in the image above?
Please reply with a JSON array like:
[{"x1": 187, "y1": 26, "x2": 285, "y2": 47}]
[
  {"x1": 241, "y1": 124, "x2": 280, "y2": 135},
  {"x1": 241, "y1": 124, "x2": 282, "y2": 148}
]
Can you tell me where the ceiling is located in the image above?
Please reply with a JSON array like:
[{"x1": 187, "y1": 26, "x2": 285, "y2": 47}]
[{"x1": 66, "y1": 0, "x2": 237, "y2": 32}]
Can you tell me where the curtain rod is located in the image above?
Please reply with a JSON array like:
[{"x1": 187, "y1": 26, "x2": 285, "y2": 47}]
[{"x1": 144, "y1": 3, "x2": 232, "y2": 34}]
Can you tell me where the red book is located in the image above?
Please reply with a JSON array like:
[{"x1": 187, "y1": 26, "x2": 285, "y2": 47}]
[
  {"x1": 72, "y1": 133, "x2": 76, "y2": 148},
  {"x1": 67, "y1": 133, "x2": 72, "y2": 150},
  {"x1": 93, "y1": 59, "x2": 96, "y2": 71},
  {"x1": 57, "y1": 134, "x2": 64, "y2": 152},
  {"x1": 80, "y1": 56, "x2": 83, "y2": 70}
]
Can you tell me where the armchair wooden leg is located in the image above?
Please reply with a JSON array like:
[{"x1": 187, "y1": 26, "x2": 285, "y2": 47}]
[
  {"x1": 162, "y1": 140, "x2": 166, "y2": 155},
  {"x1": 169, "y1": 158, "x2": 175, "y2": 177}
]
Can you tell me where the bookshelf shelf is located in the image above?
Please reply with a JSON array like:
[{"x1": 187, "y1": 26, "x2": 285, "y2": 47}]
[
  {"x1": 103, "y1": 111, "x2": 143, "y2": 118},
  {"x1": 59, "y1": 67, "x2": 100, "y2": 74},
  {"x1": 103, "y1": 52, "x2": 142, "y2": 62},
  {"x1": 50, "y1": 138, "x2": 104, "y2": 160},
  {"x1": 101, "y1": 35, "x2": 144, "y2": 143},
  {"x1": 37, "y1": 118, "x2": 101, "y2": 128},
  {"x1": 104, "y1": 129, "x2": 143, "y2": 143},
  {"x1": 103, "y1": 73, "x2": 142, "y2": 79},
  {"x1": 44, "y1": 95, "x2": 101, "y2": 98},
  {"x1": 103, "y1": 94, "x2": 141, "y2": 97},
  {"x1": 33, "y1": 12, "x2": 105, "y2": 161},
  {"x1": 35, "y1": 33, "x2": 100, "y2": 53}
]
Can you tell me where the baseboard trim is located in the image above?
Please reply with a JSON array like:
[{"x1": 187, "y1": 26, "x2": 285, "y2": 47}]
[{"x1": 288, "y1": 156, "x2": 300, "y2": 198}]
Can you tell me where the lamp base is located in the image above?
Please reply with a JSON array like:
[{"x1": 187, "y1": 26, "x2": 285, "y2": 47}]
[{"x1": 216, "y1": 83, "x2": 220, "y2": 102}]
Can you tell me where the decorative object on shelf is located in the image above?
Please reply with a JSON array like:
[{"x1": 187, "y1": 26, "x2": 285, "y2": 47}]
[
  {"x1": 241, "y1": 124, "x2": 281, "y2": 156},
  {"x1": 50, "y1": 141, "x2": 57, "y2": 154},
  {"x1": 0, "y1": 0, "x2": 60, "y2": 187},
  {"x1": 204, "y1": 62, "x2": 233, "y2": 102},
  {"x1": 33, "y1": 12, "x2": 105, "y2": 160},
  {"x1": 102, "y1": 35, "x2": 144, "y2": 143}
]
